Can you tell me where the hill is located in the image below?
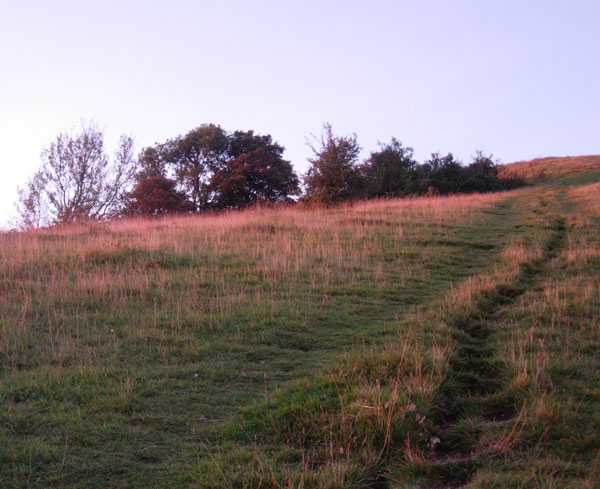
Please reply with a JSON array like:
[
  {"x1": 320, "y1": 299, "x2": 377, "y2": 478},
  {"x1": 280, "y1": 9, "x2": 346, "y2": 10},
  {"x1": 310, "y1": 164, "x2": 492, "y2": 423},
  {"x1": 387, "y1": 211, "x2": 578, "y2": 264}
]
[
  {"x1": 1, "y1": 167, "x2": 599, "y2": 488},
  {"x1": 499, "y1": 154, "x2": 600, "y2": 183}
]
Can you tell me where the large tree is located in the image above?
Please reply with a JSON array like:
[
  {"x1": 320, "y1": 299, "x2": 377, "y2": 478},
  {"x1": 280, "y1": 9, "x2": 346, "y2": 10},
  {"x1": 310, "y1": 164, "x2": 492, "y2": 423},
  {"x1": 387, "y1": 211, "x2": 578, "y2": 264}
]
[
  {"x1": 206, "y1": 130, "x2": 299, "y2": 209},
  {"x1": 141, "y1": 125, "x2": 299, "y2": 211},
  {"x1": 164, "y1": 124, "x2": 228, "y2": 210},
  {"x1": 136, "y1": 145, "x2": 168, "y2": 180},
  {"x1": 16, "y1": 123, "x2": 136, "y2": 227},
  {"x1": 303, "y1": 123, "x2": 363, "y2": 205}
]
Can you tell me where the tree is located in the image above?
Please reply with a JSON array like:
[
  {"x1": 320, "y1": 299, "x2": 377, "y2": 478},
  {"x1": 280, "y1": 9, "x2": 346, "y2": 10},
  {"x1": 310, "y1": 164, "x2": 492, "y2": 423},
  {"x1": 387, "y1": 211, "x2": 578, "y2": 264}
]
[
  {"x1": 303, "y1": 123, "x2": 363, "y2": 205},
  {"x1": 123, "y1": 174, "x2": 193, "y2": 216},
  {"x1": 206, "y1": 130, "x2": 299, "y2": 209},
  {"x1": 361, "y1": 138, "x2": 417, "y2": 197},
  {"x1": 426, "y1": 152, "x2": 464, "y2": 194},
  {"x1": 136, "y1": 145, "x2": 168, "y2": 180},
  {"x1": 164, "y1": 124, "x2": 229, "y2": 210},
  {"x1": 16, "y1": 123, "x2": 136, "y2": 227},
  {"x1": 16, "y1": 170, "x2": 47, "y2": 229},
  {"x1": 462, "y1": 151, "x2": 502, "y2": 192}
]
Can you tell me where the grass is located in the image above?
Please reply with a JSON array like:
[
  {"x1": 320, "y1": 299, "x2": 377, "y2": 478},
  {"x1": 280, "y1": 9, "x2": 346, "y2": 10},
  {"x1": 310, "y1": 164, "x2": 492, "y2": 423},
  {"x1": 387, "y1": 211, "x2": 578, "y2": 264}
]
[
  {"x1": 499, "y1": 155, "x2": 600, "y2": 184},
  {"x1": 1, "y1": 158, "x2": 599, "y2": 488},
  {"x1": 457, "y1": 186, "x2": 600, "y2": 489}
]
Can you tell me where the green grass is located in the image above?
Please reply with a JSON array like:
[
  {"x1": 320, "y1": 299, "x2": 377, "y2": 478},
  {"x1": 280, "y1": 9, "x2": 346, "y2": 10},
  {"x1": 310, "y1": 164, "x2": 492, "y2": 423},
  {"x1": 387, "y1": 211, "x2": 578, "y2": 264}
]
[{"x1": 1, "y1": 171, "x2": 600, "y2": 488}]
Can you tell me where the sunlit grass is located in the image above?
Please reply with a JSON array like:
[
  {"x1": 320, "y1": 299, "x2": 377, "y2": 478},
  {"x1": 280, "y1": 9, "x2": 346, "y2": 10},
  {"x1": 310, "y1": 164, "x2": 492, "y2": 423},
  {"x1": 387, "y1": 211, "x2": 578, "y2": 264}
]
[
  {"x1": 499, "y1": 154, "x2": 600, "y2": 183},
  {"x1": 1, "y1": 174, "x2": 599, "y2": 488}
]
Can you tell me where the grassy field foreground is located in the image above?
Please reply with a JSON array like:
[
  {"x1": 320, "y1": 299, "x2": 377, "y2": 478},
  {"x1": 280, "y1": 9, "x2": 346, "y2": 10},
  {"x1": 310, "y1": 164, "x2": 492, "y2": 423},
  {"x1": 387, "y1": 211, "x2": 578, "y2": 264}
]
[{"x1": 1, "y1": 168, "x2": 599, "y2": 487}]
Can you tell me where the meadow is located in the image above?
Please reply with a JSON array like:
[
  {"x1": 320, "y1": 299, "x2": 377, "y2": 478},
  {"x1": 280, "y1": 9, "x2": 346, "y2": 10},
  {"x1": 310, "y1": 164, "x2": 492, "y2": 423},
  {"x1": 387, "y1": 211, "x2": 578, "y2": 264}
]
[
  {"x1": 1, "y1": 159, "x2": 599, "y2": 488},
  {"x1": 498, "y1": 154, "x2": 600, "y2": 185}
]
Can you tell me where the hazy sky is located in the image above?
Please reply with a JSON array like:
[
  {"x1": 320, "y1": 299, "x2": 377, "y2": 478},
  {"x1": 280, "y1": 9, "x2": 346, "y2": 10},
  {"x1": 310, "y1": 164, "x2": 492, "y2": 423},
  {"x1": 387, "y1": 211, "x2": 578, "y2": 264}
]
[{"x1": 1, "y1": 1, "x2": 598, "y2": 226}]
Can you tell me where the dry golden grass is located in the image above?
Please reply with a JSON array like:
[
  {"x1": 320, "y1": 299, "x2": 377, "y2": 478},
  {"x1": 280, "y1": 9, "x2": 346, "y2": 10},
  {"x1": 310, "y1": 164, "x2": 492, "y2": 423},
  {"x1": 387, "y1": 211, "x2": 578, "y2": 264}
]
[
  {"x1": 5, "y1": 179, "x2": 599, "y2": 488},
  {"x1": 0, "y1": 193, "x2": 505, "y2": 372},
  {"x1": 568, "y1": 180, "x2": 600, "y2": 218},
  {"x1": 499, "y1": 155, "x2": 600, "y2": 182},
  {"x1": 204, "y1": 182, "x2": 600, "y2": 488}
]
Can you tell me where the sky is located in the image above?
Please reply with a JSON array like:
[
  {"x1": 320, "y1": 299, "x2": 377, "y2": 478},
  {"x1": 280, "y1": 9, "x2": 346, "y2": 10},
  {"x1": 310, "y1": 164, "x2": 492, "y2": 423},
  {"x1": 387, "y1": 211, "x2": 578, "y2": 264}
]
[{"x1": 1, "y1": 0, "x2": 598, "y2": 227}]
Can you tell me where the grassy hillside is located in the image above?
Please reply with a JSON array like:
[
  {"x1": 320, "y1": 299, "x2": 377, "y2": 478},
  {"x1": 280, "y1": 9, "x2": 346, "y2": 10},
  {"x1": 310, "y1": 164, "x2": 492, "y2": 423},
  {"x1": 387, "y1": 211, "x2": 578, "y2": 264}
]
[
  {"x1": 499, "y1": 154, "x2": 600, "y2": 184},
  {"x1": 1, "y1": 161, "x2": 599, "y2": 488}
]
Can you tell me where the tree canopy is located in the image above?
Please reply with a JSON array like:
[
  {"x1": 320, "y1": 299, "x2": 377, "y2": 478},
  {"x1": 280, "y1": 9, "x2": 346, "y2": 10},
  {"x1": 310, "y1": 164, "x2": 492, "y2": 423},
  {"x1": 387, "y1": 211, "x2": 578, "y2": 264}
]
[
  {"x1": 16, "y1": 120, "x2": 524, "y2": 228},
  {"x1": 16, "y1": 123, "x2": 135, "y2": 227},
  {"x1": 138, "y1": 126, "x2": 299, "y2": 212},
  {"x1": 361, "y1": 138, "x2": 418, "y2": 198},
  {"x1": 123, "y1": 174, "x2": 194, "y2": 216},
  {"x1": 206, "y1": 130, "x2": 299, "y2": 209},
  {"x1": 303, "y1": 123, "x2": 363, "y2": 205},
  {"x1": 163, "y1": 124, "x2": 229, "y2": 211}
]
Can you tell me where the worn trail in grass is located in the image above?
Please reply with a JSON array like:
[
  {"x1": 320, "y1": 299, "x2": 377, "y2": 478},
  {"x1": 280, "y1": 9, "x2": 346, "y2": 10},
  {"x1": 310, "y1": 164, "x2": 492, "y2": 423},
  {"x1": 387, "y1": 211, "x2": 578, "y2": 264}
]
[
  {"x1": 409, "y1": 215, "x2": 567, "y2": 488},
  {"x1": 208, "y1": 181, "x2": 599, "y2": 488},
  {"x1": 394, "y1": 183, "x2": 599, "y2": 488}
]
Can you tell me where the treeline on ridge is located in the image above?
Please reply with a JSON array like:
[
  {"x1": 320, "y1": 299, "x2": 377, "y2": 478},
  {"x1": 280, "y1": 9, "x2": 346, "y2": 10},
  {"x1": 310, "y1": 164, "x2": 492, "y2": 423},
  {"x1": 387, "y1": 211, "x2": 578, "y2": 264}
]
[{"x1": 16, "y1": 122, "x2": 523, "y2": 227}]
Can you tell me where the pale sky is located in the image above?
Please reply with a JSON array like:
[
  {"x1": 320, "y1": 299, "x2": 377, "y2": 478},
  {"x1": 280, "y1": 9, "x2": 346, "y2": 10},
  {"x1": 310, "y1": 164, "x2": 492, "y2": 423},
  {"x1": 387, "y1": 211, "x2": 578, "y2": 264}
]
[{"x1": 1, "y1": 1, "x2": 598, "y2": 227}]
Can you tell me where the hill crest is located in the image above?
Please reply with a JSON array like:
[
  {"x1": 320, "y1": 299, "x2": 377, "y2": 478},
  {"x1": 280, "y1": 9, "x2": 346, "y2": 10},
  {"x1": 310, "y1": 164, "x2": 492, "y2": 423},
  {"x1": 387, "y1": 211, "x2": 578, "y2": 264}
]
[{"x1": 499, "y1": 154, "x2": 600, "y2": 182}]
